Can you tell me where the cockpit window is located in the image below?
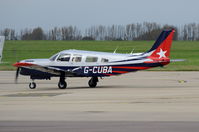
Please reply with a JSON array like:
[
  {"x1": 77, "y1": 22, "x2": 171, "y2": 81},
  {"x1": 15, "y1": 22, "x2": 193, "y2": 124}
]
[
  {"x1": 101, "y1": 58, "x2": 109, "y2": 63},
  {"x1": 49, "y1": 54, "x2": 59, "y2": 61},
  {"x1": 57, "y1": 54, "x2": 71, "y2": 62},
  {"x1": 86, "y1": 56, "x2": 98, "y2": 62},
  {"x1": 72, "y1": 54, "x2": 82, "y2": 62}
]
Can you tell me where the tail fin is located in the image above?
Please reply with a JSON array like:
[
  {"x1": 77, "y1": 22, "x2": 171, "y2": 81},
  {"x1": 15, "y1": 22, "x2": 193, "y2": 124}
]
[
  {"x1": 146, "y1": 29, "x2": 175, "y2": 59},
  {"x1": 0, "y1": 36, "x2": 5, "y2": 62}
]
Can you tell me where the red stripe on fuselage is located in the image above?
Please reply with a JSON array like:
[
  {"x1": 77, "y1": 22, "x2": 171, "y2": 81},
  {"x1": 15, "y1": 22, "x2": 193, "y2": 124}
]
[
  {"x1": 112, "y1": 66, "x2": 150, "y2": 70},
  {"x1": 112, "y1": 71, "x2": 129, "y2": 74},
  {"x1": 102, "y1": 73, "x2": 114, "y2": 76}
]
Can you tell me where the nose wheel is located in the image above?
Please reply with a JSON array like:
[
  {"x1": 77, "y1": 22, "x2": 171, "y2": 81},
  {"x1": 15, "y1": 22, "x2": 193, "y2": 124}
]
[
  {"x1": 88, "y1": 77, "x2": 98, "y2": 88},
  {"x1": 29, "y1": 82, "x2": 36, "y2": 89}
]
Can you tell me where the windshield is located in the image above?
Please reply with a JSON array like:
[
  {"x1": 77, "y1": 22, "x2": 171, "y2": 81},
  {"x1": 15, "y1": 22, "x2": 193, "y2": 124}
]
[
  {"x1": 57, "y1": 53, "x2": 71, "y2": 62},
  {"x1": 49, "y1": 53, "x2": 59, "y2": 61}
]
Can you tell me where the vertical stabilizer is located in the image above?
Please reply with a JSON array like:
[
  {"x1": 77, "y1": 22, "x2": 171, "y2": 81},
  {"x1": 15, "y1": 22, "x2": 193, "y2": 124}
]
[{"x1": 146, "y1": 29, "x2": 175, "y2": 59}]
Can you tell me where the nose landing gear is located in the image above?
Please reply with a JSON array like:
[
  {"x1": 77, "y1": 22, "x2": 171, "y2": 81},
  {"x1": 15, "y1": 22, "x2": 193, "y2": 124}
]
[{"x1": 29, "y1": 81, "x2": 36, "y2": 89}]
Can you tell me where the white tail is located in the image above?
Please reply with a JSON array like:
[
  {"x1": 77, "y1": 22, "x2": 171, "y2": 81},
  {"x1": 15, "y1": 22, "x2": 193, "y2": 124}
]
[{"x1": 0, "y1": 36, "x2": 5, "y2": 62}]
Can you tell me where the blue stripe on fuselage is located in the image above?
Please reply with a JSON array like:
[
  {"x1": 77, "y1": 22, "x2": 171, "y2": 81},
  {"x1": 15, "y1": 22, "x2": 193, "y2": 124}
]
[
  {"x1": 49, "y1": 62, "x2": 163, "y2": 77},
  {"x1": 20, "y1": 62, "x2": 163, "y2": 78}
]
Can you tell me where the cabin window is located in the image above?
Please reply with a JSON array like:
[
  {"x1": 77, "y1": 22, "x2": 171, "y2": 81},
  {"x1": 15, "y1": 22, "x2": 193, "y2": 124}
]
[
  {"x1": 72, "y1": 54, "x2": 82, "y2": 62},
  {"x1": 85, "y1": 56, "x2": 98, "y2": 62},
  {"x1": 49, "y1": 54, "x2": 59, "y2": 61},
  {"x1": 57, "y1": 54, "x2": 71, "y2": 62},
  {"x1": 101, "y1": 58, "x2": 109, "y2": 63}
]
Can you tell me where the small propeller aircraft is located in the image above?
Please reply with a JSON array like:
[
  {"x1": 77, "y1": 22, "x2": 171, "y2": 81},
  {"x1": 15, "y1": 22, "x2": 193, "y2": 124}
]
[{"x1": 13, "y1": 29, "x2": 175, "y2": 89}]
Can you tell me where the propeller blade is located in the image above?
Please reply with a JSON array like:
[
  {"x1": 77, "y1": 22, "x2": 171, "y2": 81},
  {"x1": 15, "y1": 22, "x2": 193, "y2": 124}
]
[{"x1": 15, "y1": 68, "x2": 20, "y2": 83}]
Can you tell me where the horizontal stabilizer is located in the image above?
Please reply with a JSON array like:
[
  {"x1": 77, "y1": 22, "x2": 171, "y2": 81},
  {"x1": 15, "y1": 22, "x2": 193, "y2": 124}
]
[{"x1": 170, "y1": 59, "x2": 186, "y2": 62}]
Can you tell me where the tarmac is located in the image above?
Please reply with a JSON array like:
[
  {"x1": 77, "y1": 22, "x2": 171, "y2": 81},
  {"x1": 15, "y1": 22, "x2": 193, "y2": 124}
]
[{"x1": 0, "y1": 71, "x2": 199, "y2": 132}]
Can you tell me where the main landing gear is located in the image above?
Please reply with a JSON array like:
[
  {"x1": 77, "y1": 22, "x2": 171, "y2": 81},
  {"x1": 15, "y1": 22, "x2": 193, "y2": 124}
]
[
  {"x1": 88, "y1": 77, "x2": 98, "y2": 88},
  {"x1": 58, "y1": 72, "x2": 67, "y2": 89},
  {"x1": 58, "y1": 76, "x2": 67, "y2": 89}
]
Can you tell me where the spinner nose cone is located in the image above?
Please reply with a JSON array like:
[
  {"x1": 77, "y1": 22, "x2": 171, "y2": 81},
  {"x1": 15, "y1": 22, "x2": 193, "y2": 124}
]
[
  {"x1": 13, "y1": 62, "x2": 33, "y2": 67},
  {"x1": 13, "y1": 62, "x2": 20, "y2": 67}
]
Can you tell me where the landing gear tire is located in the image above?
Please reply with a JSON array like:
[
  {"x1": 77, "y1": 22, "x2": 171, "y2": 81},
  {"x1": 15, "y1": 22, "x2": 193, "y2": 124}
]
[
  {"x1": 58, "y1": 81, "x2": 67, "y2": 89},
  {"x1": 88, "y1": 80, "x2": 97, "y2": 88},
  {"x1": 29, "y1": 82, "x2": 36, "y2": 89},
  {"x1": 88, "y1": 77, "x2": 98, "y2": 88}
]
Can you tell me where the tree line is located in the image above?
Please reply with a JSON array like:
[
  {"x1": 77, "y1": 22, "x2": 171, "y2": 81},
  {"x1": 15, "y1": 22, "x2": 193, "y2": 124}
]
[{"x1": 1, "y1": 22, "x2": 199, "y2": 41}]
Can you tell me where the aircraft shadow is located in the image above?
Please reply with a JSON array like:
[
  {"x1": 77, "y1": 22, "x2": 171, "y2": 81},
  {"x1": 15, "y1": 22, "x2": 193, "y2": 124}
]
[{"x1": 34, "y1": 85, "x2": 191, "y2": 91}]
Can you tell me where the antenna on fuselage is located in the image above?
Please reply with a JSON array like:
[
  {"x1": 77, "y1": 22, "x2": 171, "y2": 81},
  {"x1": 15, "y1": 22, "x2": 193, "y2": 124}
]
[
  {"x1": 113, "y1": 46, "x2": 119, "y2": 53},
  {"x1": 130, "y1": 48, "x2": 135, "y2": 54}
]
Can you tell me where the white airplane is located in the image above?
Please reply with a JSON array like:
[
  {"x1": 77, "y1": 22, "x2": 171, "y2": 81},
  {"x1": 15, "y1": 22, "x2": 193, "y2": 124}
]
[
  {"x1": 0, "y1": 36, "x2": 5, "y2": 63},
  {"x1": 14, "y1": 29, "x2": 175, "y2": 89}
]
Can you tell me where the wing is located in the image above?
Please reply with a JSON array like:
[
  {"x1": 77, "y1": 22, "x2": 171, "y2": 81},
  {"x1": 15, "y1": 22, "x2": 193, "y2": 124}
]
[{"x1": 13, "y1": 62, "x2": 79, "y2": 76}]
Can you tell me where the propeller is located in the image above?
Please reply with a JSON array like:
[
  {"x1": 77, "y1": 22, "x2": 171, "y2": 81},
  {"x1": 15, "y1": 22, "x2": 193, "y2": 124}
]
[{"x1": 15, "y1": 67, "x2": 20, "y2": 84}]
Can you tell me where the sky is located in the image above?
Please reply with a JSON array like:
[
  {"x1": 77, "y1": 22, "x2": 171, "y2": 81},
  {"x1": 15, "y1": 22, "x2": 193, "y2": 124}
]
[{"x1": 0, "y1": 0, "x2": 199, "y2": 31}]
